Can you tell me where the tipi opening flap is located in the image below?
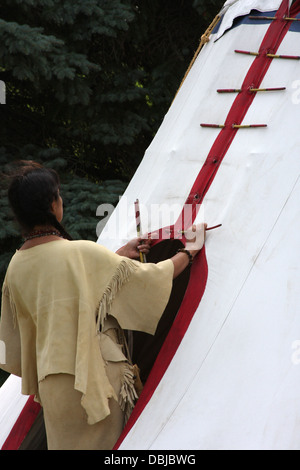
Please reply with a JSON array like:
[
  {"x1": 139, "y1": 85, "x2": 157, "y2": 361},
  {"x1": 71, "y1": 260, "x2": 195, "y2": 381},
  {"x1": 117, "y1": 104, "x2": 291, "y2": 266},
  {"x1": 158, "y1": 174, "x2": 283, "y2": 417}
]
[{"x1": 216, "y1": 0, "x2": 291, "y2": 39}]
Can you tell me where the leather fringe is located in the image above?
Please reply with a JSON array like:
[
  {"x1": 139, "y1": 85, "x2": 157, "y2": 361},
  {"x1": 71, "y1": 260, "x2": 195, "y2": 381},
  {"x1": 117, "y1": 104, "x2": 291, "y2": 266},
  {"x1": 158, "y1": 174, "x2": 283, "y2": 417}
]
[
  {"x1": 2, "y1": 283, "x2": 18, "y2": 329},
  {"x1": 118, "y1": 364, "x2": 139, "y2": 425},
  {"x1": 96, "y1": 259, "x2": 138, "y2": 333}
]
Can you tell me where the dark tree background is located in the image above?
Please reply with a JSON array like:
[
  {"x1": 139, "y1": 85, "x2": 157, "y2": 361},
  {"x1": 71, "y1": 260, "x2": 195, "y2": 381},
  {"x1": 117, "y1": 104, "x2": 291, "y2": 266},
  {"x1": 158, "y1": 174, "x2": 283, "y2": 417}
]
[{"x1": 0, "y1": 0, "x2": 224, "y2": 384}]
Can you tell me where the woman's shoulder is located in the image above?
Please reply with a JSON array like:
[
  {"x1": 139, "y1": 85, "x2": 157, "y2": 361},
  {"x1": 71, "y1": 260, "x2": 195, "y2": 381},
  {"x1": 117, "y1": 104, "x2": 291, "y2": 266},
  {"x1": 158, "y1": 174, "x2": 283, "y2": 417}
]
[
  {"x1": 5, "y1": 240, "x2": 119, "y2": 280},
  {"x1": 4, "y1": 240, "x2": 120, "y2": 290},
  {"x1": 14, "y1": 239, "x2": 109, "y2": 255},
  {"x1": 62, "y1": 240, "x2": 120, "y2": 264},
  {"x1": 68, "y1": 239, "x2": 113, "y2": 255},
  {"x1": 7, "y1": 239, "x2": 111, "y2": 271}
]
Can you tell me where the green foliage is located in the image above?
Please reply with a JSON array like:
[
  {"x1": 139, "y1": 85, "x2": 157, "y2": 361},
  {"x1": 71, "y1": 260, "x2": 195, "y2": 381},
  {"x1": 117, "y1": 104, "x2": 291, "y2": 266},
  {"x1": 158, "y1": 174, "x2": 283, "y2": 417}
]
[
  {"x1": 0, "y1": 371, "x2": 9, "y2": 386},
  {"x1": 0, "y1": 0, "x2": 224, "y2": 181},
  {"x1": 192, "y1": 0, "x2": 224, "y2": 19},
  {"x1": 60, "y1": 175, "x2": 127, "y2": 241}
]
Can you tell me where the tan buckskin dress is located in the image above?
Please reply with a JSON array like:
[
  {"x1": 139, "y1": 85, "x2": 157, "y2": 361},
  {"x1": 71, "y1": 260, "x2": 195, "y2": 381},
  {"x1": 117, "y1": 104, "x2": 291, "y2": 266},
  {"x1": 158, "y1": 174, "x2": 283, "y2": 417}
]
[{"x1": 0, "y1": 240, "x2": 174, "y2": 450}]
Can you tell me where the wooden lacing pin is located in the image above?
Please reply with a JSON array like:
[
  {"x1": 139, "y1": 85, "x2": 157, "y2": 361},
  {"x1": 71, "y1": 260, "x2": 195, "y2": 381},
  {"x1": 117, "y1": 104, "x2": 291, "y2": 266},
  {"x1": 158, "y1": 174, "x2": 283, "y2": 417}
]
[
  {"x1": 249, "y1": 15, "x2": 300, "y2": 21},
  {"x1": 249, "y1": 87, "x2": 286, "y2": 92},
  {"x1": 249, "y1": 16, "x2": 277, "y2": 20},
  {"x1": 205, "y1": 224, "x2": 222, "y2": 231},
  {"x1": 232, "y1": 124, "x2": 267, "y2": 129},
  {"x1": 217, "y1": 88, "x2": 242, "y2": 93},
  {"x1": 217, "y1": 87, "x2": 286, "y2": 93},
  {"x1": 134, "y1": 199, "x2": 147, "y2": 263},
  {"x1": 200, "y1": 123, "x2": 225, "y2": 128},
  {"x1": 178, "y1": 224, "x2": 222, "y2": 235},
  {"x1": 235, "y1": 49, "x2": 300, "y2": 60},
  {"x1": 200, "y1": 123, "x2": 267, "y2": 129},
  {"x1": 267, "y1": 53, "x2": 300, "y2": 60},
  {"x1": 235, "y1": 49, "x2": 259, "y2": 57}
]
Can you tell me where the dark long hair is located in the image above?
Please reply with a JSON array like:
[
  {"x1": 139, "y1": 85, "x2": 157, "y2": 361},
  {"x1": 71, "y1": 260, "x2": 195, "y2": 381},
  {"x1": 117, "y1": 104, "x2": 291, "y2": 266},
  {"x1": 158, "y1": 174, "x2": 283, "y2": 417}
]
[{"x1": 6, "y1": 161, "x2": 72, "y2": 240}]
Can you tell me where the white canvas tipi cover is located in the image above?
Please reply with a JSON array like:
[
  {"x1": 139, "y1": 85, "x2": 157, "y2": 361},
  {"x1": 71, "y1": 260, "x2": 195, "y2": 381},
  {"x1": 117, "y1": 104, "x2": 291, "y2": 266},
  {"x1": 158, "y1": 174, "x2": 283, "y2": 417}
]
[{"x1": 0, "y1": 0, "x2": 299, "y2": 450}]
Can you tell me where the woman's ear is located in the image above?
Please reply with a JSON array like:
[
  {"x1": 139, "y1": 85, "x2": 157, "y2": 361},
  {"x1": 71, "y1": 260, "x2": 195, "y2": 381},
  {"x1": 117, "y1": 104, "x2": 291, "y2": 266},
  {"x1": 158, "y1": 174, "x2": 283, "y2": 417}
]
[
  {"x1": 50, "y1": 194, "x2": 63, "y2": 222},
  {"x1": 50, "y1": 198, "x2": 57, "y2": 215}
]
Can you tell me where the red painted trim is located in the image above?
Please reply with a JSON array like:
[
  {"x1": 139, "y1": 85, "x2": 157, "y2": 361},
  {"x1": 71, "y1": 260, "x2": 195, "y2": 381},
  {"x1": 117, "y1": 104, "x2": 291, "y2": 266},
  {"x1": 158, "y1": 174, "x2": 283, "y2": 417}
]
[
  {"x1": 1, "y1": 396, "x2": 41, "y2": 450},
  {"x1": 114, "y1": 0, "x2": 300, "y2": 449},
  {"x1": 290, "y1": 1, "x2": 300, "y2": 18}
]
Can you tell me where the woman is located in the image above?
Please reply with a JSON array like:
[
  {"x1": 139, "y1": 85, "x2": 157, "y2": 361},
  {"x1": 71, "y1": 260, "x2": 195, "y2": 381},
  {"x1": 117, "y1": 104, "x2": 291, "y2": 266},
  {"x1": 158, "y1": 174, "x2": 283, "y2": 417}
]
[{"x1": 0, "y1": 161, "x2": 206, "y2": 450}]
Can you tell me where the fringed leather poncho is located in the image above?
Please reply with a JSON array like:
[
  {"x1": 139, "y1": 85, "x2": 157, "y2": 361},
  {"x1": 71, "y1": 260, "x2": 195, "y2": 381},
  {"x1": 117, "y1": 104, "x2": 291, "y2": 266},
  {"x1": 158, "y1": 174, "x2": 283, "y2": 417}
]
[{"x1": 0, "y1": 240, "x2": 174, "y2": 425}]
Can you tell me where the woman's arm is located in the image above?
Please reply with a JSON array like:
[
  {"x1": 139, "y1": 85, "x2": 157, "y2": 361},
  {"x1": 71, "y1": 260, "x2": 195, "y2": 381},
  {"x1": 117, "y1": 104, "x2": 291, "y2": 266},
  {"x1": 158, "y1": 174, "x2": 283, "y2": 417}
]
[
  {"x1": 116, "y1": 224, "x2": 206, "y2": 278},
  {"x1": 0, "y1": 289, "x2": 22, "y2": 377},
  {"x1": 170, "y1": 224, "x2": 206, "y2": 279},
  {"x1": 170, "y1": 250, "x2": 196, "y2": 279}
]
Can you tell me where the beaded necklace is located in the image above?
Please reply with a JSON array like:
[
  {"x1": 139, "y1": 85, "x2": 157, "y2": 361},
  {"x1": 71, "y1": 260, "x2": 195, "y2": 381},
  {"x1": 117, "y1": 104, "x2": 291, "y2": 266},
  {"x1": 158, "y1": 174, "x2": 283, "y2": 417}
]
[{"x1": 23, "y1": 229, "x2": 64, "y2": 241}]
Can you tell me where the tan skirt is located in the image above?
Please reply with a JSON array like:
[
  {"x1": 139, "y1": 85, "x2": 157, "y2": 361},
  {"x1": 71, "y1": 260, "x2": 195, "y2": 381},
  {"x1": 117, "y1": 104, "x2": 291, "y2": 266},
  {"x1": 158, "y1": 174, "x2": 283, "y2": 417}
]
[{"x1": 38, "y1": 362, "x2": 125, "y2": 450}]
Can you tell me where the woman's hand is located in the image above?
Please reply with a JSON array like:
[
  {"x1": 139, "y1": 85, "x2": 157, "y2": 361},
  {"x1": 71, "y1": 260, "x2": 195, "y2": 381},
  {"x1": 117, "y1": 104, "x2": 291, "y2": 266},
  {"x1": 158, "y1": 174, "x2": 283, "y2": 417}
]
[{"x1": 116, "y1": 237, "x2": 152, "y2": 259}]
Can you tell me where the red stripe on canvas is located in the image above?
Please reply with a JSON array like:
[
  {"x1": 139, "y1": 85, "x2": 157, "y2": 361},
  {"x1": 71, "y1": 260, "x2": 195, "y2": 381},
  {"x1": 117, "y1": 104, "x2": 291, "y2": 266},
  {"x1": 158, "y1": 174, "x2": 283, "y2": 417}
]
[{"x1": 1, "y1": 396, "x2": 41, "y2": 450}]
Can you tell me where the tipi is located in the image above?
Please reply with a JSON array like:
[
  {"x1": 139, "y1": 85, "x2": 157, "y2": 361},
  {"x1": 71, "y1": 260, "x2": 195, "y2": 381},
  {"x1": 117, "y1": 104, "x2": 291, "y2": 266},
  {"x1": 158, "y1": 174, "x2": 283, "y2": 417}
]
[{"x1": 1, "y1": 0, "x2": 300, "y2": 450}]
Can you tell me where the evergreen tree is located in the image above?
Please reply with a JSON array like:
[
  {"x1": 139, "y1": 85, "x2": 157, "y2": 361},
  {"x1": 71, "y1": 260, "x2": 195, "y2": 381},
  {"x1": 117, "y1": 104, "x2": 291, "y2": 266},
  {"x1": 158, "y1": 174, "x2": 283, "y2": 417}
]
[{"x1": 0, "y1": 0, "x2": 224, "y2": 180}]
